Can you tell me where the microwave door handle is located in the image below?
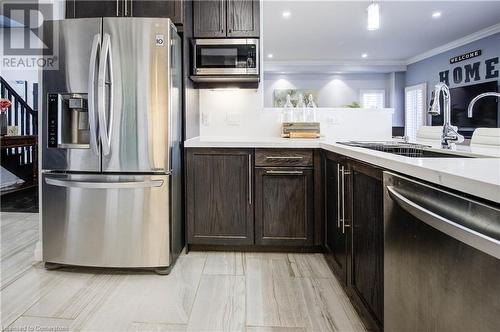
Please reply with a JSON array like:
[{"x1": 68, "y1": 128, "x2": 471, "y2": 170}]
[
  {"x1": 88, "y1": 33, "x2": 100, "y2": 156},
  {"x1": 97, "y1": 33, "x2": 113, "y2": 157}
]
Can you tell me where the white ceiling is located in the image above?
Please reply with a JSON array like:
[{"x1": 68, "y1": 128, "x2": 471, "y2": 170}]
[{"x1": 263, "y1": 0, "x2": 500, "y2": 64}]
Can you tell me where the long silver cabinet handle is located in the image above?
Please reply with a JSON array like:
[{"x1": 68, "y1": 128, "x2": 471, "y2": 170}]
[
  {"x1": 266, "y1": 170, "x2": 304, "y2": 175},
  {"x1": 387, "y1": 185, "x2": 500, "y2": 260},
  {"x1": 45, "y1": 178, "x2": 164, "y2": 189},
  {"x1": 337, "y1": 163, "x2": 341, "y2": 228},
  {"x1": 97, "y1": 33, "x2": 113, "y2": 156},
  {"x1": 341, "y1": 167, "x2": 351, "y2": 234},
  {"x1": 116, "y1": 0, "x2": 119, "y2": 16},
  {"x1": 248, "y1": 154, "x2": 252, "y2": 205},
  {"x1": 88, "y1": 34, "x2": 100, "y2": 156},
  {"x1": 265, "y1": 156, "x2": 303, "y2": 160}
]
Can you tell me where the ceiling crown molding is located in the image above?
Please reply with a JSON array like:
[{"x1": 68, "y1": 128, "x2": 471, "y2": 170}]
[
  {"x1": 264, "y1": 60, "x2": 407, "y2": 74},
  {"x1": 406, "y1": 23, "x2": 500, "y2": 65}
]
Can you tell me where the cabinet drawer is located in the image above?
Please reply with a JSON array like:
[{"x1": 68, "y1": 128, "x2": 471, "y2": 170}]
[
  {"x1": 255, "y1": 149, "x2": 313, "y2": 167},
  {"x1": 255, "y1": 167, "x2": 314, "y2": 246}
]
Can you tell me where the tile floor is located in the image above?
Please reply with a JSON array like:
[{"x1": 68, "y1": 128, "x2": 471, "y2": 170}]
[{"x1": 0, "y1": 212, "x2": 366, "y2": 332}]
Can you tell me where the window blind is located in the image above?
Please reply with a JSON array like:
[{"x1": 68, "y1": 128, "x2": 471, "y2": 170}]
[
  {"x1": 360, "y1": 90, "x2": 385, "y2": 109},
  {"x1": 405, "y1": 83, "x2": 427, "y2": 140}
]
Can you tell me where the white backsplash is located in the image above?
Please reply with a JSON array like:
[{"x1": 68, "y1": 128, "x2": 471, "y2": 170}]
[{"x1": 198, "y1": 89, "x2": 394, "y2": 141}]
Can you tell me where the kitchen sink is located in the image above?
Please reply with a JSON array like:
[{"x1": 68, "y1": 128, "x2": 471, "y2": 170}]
[{"x1": 337, "y1": 141, "x2": 474, "y2": 158}]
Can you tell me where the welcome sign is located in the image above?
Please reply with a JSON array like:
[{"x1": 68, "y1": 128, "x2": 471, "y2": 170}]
[
  {"x1": 439, "y1": 56, "x2": 499, "y2": 85},
  {"x1": 449, "y1": 50, "x2": 482, "y2": 64}
]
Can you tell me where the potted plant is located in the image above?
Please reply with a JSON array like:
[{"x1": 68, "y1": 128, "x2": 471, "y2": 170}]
[{"x1": 0, "y1": 98, "x2": 11, "y2": 136}]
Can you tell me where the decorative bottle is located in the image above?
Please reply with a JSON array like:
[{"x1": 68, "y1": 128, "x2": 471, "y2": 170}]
[
  {"x1": 295, "y1": 93, "x2": 306, "y2": 122},
  {"x1": 305, "y1": 94, "x2": 317, "y2": 122},
  {"x1": 281, "y1": 94, "x2": 294, "y2": 123}
]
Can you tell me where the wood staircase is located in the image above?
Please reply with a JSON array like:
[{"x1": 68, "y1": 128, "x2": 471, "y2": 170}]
[{"x1": 0, "y1": 76, "x2": 38, "y2": 195}]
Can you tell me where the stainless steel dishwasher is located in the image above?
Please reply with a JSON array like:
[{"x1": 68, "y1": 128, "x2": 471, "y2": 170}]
[{"x1": 383, "y1": 172, "x2": 500, "y2": 332}]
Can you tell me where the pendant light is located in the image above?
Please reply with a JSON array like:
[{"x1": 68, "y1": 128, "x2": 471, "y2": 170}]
[{"x1": 367, "y1": 1, "x2": 380, "y2": 31}]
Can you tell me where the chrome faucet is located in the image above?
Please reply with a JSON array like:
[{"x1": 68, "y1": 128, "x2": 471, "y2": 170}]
[
  {"x1": 428, "y1": 83, "x2": 464, "y2": 149},
  {"x1": 467, "y1": 92, "x2": 500, "y2": 117}
]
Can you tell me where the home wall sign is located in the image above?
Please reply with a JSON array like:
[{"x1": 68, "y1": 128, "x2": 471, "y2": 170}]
[
  {"x1": 439, "y1": 57, "x2": 499, "y2": 86},
  {"x1": 449, "y1": 50, "x2": 482, "y2": 64}
]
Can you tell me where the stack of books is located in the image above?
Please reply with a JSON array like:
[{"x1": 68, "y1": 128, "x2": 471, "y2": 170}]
[{"x1": 281, "y1": 122, "x2": 320, "y2": 139}]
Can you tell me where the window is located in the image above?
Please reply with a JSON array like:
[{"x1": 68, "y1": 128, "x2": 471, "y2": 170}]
[
  {"x1": 360, "y1": 90, "x2": 385, "y2": 109},
  {"x1": 404, "y1": 83, "x2": 427, "y2": 141}
]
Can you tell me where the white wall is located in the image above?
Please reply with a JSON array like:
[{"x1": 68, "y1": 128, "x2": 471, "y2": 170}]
[
  {"x1": 197, "y1": 72, "x2": 394, "y2": 140},
  {"x1": 187, "y1": 0, "x2": 394, "y2": 141},
  {"x1": 389, "y1": 71, "x2": 406, "y2": 127},
  {"x1": 263, "y1": 73, "x2": 392, "y2": 108}
]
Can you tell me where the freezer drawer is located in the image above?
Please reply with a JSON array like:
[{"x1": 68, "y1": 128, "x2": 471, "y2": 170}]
[{"x1": 42, "y1": 173, "x2": 170, "y2": 268}]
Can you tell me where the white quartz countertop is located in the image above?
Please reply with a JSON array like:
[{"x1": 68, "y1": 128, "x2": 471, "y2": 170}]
[
  {"x1": 184, "y1": 137, "x2": 500, "y2": 203},
  {"x1": 184, "y1": 136, "x2": 323, "y2": 148}
]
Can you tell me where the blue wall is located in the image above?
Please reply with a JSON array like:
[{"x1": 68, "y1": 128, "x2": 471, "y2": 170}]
[
  {"x1": 391, "y1": 71, "x2": 406, "y2": 126},
  {"x1": 406, "y1": 32, "x2": 500, "y2": 111}
]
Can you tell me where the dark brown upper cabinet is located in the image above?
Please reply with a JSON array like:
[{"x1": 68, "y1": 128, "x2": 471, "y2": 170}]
[
  {"x1": 193, "y1": 0, "x2": 259, "y2": 38},
  {"x1": 185, "y1": 148, "x2": 254, "y2": 246},
  {"x1": 193, "y1": 0, "x2": 226, "y2": 37},
  {"x1": 227, "y1": 0, "x2": 259, "y2": 37},
  {"x1": 66, "y1": 1, "x2": 121, "y2": 18},
  {"x1": 130, "y1": 0, "x2": 183, "y2": 23},
  {"x1": 254, "y1": 167, "x2": 314, "y2": 246},
  {"x1": 66, "y1": 0, "x2": 185, "y2": 25}
]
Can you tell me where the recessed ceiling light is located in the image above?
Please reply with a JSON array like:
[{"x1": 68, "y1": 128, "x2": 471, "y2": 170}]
[
  {"x1": 267, "y1": 54, "x2": 274, "y2": 59},
  {"x1": 282, "y1": 11, "x2": 291, "y2": 18},
  {"x1": 432, "y1": 11, "x2": 442, "y2": 18},
  {"x1": 362, "y1": 53, "x2": 368, "y2": 58},
  {"x1": 367, "y1": 2, "x2": 380, "y2": 31}
]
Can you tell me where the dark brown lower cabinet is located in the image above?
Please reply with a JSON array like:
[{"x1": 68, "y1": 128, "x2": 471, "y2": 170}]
[
  {"x1": 323, "y1": 152, "x2": 384, "y2": 331},
  {"x1": 254, "y1": 167, "x2": 314, "y2": 246},
  {"x1": 323, "y1": 153, "x2": 349, "y2": 285},
  {"x1": 186, "y1": 148, "x2": 254, "y2": 245},
  {"x1": 350, "y1": 162, "x2": 384, "y2": 328}
]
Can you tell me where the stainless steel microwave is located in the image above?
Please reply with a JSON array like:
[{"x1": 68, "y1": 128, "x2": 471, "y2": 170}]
[{"x1": 192, "y1": 38, "x2": 259, "y2": 82}]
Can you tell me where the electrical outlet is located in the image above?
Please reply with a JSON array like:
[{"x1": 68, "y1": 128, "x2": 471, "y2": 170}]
[
  {"x1": 226, "y1": 112, "x2": 241, "y2": 126},
  {"x1": 201, "y1": 113, "x2": 210, "y2": 126},
  {"x1": 327, "y1": 116, "x2": 339, "y2": 125}
]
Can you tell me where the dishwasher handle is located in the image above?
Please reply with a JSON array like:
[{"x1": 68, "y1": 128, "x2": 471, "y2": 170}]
[{"x1": 387, "y1": 185, "x2": 500, "y2": 260}]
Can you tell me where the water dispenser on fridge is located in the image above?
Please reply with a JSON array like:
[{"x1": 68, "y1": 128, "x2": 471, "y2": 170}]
[{"x1": 47, "y1": 93, "x2": 90, "y2": 149}]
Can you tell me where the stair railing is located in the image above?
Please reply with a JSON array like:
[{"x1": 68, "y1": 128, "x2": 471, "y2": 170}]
[{"x1": 0, "y1": 76, "x2": 38, "y2": 165}]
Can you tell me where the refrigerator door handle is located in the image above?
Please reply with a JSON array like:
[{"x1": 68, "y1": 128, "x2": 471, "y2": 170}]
[
  {"x1": 167, "y1": 27, "x2": 173, "y2": 174},
  {"x1": 45, "y1": 177, "x2": 164, "y2": 189},
  {"x1": 88, "y1": 33, "x2": 101, "y2": 156},
  {"x1": 97, "y1": 33, "x2": 114, "y2": 156}
]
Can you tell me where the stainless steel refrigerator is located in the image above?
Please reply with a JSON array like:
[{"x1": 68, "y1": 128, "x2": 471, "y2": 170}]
[{"x1": 40, "y1": 18, "x2": 183, "y2": 274}]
